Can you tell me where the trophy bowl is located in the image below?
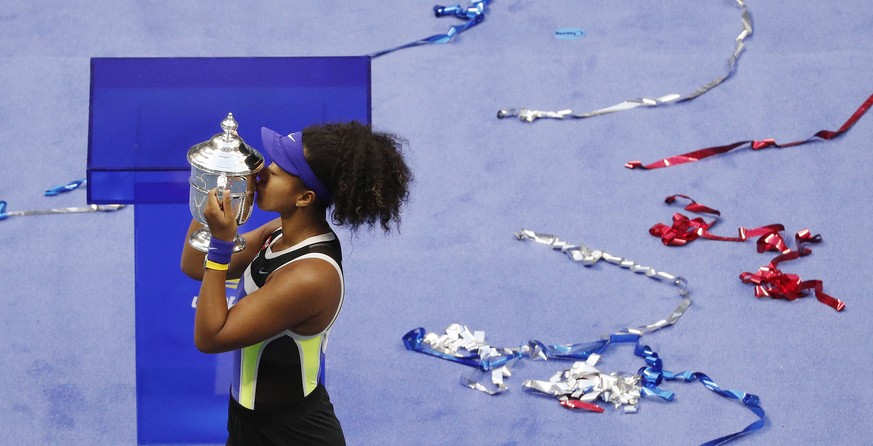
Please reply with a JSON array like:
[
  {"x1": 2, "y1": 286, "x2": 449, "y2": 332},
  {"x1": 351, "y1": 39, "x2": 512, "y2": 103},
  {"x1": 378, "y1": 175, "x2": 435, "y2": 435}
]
[{"x1": 187, "y1": 113, "x2": 264, "y2": 252}]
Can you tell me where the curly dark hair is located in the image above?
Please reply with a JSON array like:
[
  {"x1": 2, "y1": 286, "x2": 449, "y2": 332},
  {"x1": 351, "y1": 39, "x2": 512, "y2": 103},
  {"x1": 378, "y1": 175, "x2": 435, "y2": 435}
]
[{"x1": 303, "y1": 121, "x2": 412, "y2": 232}]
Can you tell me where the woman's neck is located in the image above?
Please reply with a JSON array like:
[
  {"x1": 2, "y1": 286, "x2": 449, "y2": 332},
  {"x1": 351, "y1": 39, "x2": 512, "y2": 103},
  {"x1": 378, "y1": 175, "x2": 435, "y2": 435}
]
[{"x1": 277, "y1": 207, "x2": 330, "y2": 250}]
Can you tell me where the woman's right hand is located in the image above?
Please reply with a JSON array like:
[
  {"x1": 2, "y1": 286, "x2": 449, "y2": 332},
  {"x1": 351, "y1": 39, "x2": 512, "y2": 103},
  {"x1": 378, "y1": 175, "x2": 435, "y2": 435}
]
[{"x1": 203, "y1": 188, "x2": 238, "y2": 242}]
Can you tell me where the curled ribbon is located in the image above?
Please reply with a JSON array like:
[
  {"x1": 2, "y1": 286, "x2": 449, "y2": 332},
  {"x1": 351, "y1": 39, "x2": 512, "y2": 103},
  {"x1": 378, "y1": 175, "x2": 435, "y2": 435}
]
[
  {"x1": 626, "y1": 92, "x2": 873, "y2": 169},
  {"x1": 515, "y1": 228, "x2": 692, "y2": 337},
  {"x1": 523, "y1": 334, "x2": 676, "y2": 412},
  {"x1": 0, "y1": 178, "x2": 124, "y2": 221},
  {"x1": 404, "y1": 232, "x2": 765, "y2": 443},
  {"x1": 525, "y1": 338, "x2": 608, "y2": 361},
  {"x1": 651, "y1": 195, "x2": 845, "y2": 311},
  {"x1": 404, "y1": 324, "x2": 523, "y2": 395},
  {"x1": 459, "y1": 365, "x2": 514, "y2": 395},
  {"x1": 368, "y1": 1, "x2": 490, "y2": 58},
  {"x1": 523, "y1": 354, "x2": 644, "y2": 413},
  {"x1": 521, "y1": 334, "x2": 766, "y2": 443},
  {"x1": 406, "y1": 229, "x2": 693, "y2": 394},
  {"x1": 739, "y1": 241, "x2": 845, "y2": 312},
  {"x1": 402, "y1": 324, "x2": 522, "y2": 372},
  {"x1": 633, "y1": 342, "x2": 766, "y2": 446},
  {"x1": 0, "y1": 200, "x2": 124, "y2": 221},
  {"x1": 45, "y1": 178, "x2": 87, "y2": 196},
  {"x1": 497, "y1": 0, "x2": 752, "y2": 122},
  {"x1": 650, "y1": 195, "x2": 784, "y2": 246}
]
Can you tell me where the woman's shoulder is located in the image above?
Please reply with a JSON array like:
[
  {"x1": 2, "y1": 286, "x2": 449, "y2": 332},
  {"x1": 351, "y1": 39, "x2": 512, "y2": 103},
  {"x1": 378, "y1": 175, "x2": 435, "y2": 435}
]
[{"x1": 251, "y1": 218, "x2": 283, "y2": 244}]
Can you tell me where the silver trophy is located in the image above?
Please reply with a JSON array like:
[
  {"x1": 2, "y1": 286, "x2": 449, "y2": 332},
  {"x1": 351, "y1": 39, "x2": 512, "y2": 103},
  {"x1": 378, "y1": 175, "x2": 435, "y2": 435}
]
[{"x1": 187, "y1": 113, "x2": 264, "y2": 252}]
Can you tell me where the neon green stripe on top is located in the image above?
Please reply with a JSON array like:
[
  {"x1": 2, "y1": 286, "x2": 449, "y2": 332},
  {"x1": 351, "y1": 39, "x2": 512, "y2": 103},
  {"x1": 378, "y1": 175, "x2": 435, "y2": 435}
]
[
  {"x1": 238, "y1": 341, "x2": 264, "y2": 409},
  {"x1": 298, "y1": 336, "x2": 322, "y2": 396}
]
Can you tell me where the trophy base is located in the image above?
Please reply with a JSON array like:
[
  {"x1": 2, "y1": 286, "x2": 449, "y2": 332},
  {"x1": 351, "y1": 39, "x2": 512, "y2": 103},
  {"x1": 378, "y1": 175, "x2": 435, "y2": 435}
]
[{"x1": 188, "y1": 228, "x2": 247, "y2": 253}]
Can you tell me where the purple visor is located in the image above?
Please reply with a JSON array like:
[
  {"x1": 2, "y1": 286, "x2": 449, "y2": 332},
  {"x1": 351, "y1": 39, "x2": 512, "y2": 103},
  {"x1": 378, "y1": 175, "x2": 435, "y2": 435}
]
[{"x1": 261, "y1": 127, "x2": 333, "y2": 203}]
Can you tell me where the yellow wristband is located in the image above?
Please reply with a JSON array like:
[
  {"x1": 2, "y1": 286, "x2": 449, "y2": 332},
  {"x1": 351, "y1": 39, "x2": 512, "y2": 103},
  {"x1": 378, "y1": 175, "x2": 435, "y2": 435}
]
[{"x1": 204, "y1": 259, "x2": 229, "y2": 271}]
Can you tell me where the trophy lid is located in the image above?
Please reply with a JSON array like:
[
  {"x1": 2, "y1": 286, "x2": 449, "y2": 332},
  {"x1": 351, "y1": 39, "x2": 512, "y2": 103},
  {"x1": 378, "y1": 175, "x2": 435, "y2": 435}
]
[{"x1": 187, "y1": 113, "x2": 264, "y2": 175}]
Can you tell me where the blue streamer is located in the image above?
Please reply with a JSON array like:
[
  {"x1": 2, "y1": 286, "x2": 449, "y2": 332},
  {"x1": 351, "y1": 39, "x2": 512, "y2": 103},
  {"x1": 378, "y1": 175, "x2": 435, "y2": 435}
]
[
  {"x1": 368, "y1": 1, "x2": 491, "y2": 58},
  {"x1": 632, "y1": 342, "x2": 766, "y2": 445},
  {"x1": 402, "y1": 327, "x2": 521, "y2": 371},
  {"x1": 405, "y1": 231, "x2": 763, "y2": 444},
  {"x1": 539, "y1": 333, "x2": 765, "y2": 440},
  {"x1": 526, "y1": 332, "x2": 648, "y2": 361},
  {"x1": 406, "y1": 326, "x2": 764, "y2": 444},
  {"x1": 45, "y1": 178, "x2": 86, "y2": 196},
  {"x1": 525, "y1": 339, "x2": 608, "y2": 360}
]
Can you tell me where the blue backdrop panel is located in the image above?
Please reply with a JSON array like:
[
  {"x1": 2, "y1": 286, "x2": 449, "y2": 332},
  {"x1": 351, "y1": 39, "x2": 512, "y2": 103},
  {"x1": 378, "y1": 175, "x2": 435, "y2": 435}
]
[
  {"x1": 87, "y1": 57, "x2": 371, "y2": 444},
  {"x1": 87, "y1": 57, "x2": 371, "y2": 204},
  {"x1": 135, "y1": 203, "x2": 233, "y2": 444}
]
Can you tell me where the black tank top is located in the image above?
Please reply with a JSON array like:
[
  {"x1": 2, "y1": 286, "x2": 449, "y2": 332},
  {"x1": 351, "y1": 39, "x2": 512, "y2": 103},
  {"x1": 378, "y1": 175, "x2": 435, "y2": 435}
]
[{"x1": 230, "y1": 229, "x2": 344, "y2": 409}]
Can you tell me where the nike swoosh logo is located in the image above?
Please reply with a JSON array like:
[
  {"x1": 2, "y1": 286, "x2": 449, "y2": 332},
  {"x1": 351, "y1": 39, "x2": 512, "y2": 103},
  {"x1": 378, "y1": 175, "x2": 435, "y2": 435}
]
[{"x1": 258, "y1": 268, "x2": 270, "y2": 275}]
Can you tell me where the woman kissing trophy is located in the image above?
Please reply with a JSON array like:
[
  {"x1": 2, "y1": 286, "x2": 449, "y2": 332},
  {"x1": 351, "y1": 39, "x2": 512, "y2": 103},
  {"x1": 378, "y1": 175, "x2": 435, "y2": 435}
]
[{"x1": 186, "y1": 113, "x2": 264, "y2": 252}]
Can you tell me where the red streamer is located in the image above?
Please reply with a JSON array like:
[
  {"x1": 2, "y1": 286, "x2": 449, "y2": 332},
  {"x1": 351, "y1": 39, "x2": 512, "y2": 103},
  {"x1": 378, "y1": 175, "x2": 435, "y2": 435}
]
[
  {"x1": 560, "y1": 399, "x2": 605, "y2": 412},
  {"x1": 649, "y1": 195, "x2": 782, "y2": 246},
  {"x1": 626, "y1": 93, "x2": 873, "y2": 170},
  {"x1": 651, "y1": 195, "x2": 845, "y2": 311},
  {"x1": 739, "y1": 252, "x2": 845, "y2": 312}
]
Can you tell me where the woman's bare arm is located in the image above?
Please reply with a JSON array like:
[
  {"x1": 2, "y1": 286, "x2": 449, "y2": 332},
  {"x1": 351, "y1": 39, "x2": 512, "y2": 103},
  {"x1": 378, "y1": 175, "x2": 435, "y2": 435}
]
[{"x1": 180, "y1": 218, "x2": 281, "y2": 280}]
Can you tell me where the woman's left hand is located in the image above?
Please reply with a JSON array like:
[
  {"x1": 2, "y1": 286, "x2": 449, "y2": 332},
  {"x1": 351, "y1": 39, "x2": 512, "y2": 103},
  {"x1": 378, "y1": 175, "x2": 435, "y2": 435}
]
[{"x1": 204, "y1": 188, "x2": 238, "y2": 242}]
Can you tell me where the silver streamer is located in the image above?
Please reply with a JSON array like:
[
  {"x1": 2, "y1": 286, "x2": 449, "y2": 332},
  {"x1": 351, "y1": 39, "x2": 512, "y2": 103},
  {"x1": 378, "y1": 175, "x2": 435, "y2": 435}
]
[
  {"x1": 460, "y1": 365, "x2": 514, "y2": 395},
  {"x1": 515, "y1": 229, "x2": 691, "y2": 337},
  {"x1": 421, "y1": 231, "x2": 693, "y2": 398},
  {"x1": 1, "y1": 204, "x2": 125, "y2": 219},
  {"x1": 422, "y1": 323, "x2": 512, "y2": 364},
  {"x1": 497, "y1": 0, "x2": 752, "y2": 122},
  {"x1": 515, "y1": 229, "x2": 692, "y2": 409},
  {"x1": 421, "y1": 323, "x2": 522, "y2": 395},
  {"x1": 522, "y1": 354, "x2": 642, "y2": 413}
]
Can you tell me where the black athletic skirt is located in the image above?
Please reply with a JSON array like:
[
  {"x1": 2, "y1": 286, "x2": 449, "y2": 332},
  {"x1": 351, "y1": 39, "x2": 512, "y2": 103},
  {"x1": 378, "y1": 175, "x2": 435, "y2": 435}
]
[{"x1": 226, "y1": 384, "x2": 345, "y2": 446}]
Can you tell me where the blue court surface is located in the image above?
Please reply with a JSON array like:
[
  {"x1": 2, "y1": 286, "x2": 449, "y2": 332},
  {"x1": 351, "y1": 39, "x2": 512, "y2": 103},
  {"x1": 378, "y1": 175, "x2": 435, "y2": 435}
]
[{"x1": 2, "y1": 1, "x2": 871, "y2": 444}]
